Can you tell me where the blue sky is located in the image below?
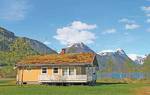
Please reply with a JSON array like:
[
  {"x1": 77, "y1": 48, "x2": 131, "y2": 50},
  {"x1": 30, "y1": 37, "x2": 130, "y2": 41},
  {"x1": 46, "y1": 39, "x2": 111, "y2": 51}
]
[{"x1": 0, "y1": 0, "x2": 150, "y2": 55}]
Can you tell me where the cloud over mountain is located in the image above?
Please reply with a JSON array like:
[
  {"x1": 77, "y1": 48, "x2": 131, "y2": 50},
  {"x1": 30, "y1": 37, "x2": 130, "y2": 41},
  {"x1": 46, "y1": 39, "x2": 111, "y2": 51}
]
[{"x1": 53, "y1": 21, "x2": 96, "y2": 45}]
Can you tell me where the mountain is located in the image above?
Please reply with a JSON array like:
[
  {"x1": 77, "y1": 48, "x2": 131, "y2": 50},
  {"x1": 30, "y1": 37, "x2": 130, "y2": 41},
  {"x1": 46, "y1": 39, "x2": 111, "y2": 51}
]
[
  {"x1": 0, "y1": 27, "x2": 57, "y2": 54},
  {"x1": 0, "y1": 27, "x2": 16, "y2": 51},
  {"x1": 21, "y1": 37, "x2": 57, "y2": 54},
  {"x1": 142, "y1": 54, "x2": 150, "y2": 73},
  {"x1": 97, "y1": 49, "x2": 136, "y2": 72},
  {"x1": 63, "y1": 43, "x2": 137, "y2": 72},
  {"x1": 0, "y1": 27, "x2": 57, "y2": 78},
  {"x1": 128, "y1": 54, "x2": 146, "y2": 64},
  {"x1": 98, "y1": 49, "x2": 131, "y2": 64},
  {"x1": 145, "y1": 54, "x2": 150, "y2": 61},
  {"x1": 64, "y1": 42, "x2": 95, "y2": 53}
]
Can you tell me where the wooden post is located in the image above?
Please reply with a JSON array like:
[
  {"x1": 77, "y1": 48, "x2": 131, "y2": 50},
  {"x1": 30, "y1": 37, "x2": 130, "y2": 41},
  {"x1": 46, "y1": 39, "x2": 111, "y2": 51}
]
[
  {"x1": 16, "y1": 67, "x2": 19, "y2": 85},
  {"x1": 21, "y1": 66, "x2": 24, "y2": 86}
]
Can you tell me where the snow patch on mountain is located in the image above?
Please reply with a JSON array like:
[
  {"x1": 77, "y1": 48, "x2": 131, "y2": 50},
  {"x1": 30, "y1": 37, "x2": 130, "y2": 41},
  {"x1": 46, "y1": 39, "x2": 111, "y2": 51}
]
[
  {"x1": 97, "y1": 48, "x2": 135, "y2": 71},
  {"x1": 98, "y1": 49, "x2": 146, "y2": 65},
  {"x1": 116, "y1": 48, "x2": 126, "y2": 55},
  {"x1": 65, "y1": 42, "x2": 95, "y2": 53},
  {"x1": 127, "y1": 54, "x2": 146, "y2": 64},
  {"x1": 99, "y1": 48, "x2": 126, "y2": 56}
]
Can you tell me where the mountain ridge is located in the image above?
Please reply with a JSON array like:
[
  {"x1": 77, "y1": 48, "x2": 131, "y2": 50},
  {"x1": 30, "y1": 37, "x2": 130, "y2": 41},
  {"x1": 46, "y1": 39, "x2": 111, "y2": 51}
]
[
  {"x1": 97, "y1": 49, "x2": 136, "y2": 72},
  {"x1": 62, "y1": 43, "x2": 137, "y2": 72},
  {"x1": 64, "y1": 42, "x2": 95, "y2": 53},
  {"x1": 0, "y1": 26, "x2": 57, "y2": 77},
  {"x1": 0, "y1": 27, "x2": 57, "y2": 54},
  {"x1": 128, "y1": 54, "x2": 146, "y2": 64}
]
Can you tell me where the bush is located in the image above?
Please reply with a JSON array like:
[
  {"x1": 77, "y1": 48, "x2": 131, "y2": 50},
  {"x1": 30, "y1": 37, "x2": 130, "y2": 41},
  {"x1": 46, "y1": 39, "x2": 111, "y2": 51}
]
[{"x1": 0, "y1": 66, "x2": 16, "y2": 78}]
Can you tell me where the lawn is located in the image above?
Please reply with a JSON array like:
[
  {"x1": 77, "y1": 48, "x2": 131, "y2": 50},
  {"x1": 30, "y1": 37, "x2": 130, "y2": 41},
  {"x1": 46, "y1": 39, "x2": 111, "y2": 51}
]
[{"x1": 0, "y1": 79, "x2": 150, "y2": 95}]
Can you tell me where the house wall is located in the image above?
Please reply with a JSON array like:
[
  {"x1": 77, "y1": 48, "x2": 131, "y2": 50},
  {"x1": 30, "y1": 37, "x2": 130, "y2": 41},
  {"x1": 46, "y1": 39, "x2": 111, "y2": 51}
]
[
  {"x1": 17, "y1": 66, "x2": 53, "y2": 83},
  {"x1": 16, "y1": 65, "x2": 94, "y2": 84}
]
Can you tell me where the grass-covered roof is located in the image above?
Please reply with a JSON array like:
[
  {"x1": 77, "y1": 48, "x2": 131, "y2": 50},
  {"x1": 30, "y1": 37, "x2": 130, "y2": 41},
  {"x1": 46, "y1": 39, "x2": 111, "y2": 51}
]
[{"x1": 17, "y1": 53, "x2": 95, "y2": 65}]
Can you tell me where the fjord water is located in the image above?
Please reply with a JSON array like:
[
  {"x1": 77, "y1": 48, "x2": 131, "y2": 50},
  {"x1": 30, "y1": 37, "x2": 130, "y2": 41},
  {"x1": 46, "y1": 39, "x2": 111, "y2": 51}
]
[{"x1": 97, "y1": 72, "x2": 148, "y2": 79}]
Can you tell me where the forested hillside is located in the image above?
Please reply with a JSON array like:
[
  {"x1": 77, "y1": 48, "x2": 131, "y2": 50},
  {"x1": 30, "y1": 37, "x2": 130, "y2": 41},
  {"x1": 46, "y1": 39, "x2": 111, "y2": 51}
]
[{"x1": 0, "y1": 27, "x2": 57, "y2": 78}]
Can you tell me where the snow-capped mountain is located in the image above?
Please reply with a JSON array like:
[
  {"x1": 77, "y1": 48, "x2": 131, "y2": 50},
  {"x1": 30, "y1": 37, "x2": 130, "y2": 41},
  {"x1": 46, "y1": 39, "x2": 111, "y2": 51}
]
[
  {"x1": 63, "y1": 43, "x2": 140, "y2": 72},
  {"x1": 127, "y1": 54, "x2": 146, "y2": 64},
  {"x1": 97, "y1": 49, "x2": 135, "y2": 71},
  {"x1": 144, "y1": 54, "x2": 150, "y2": 65},
  {"x1": 64, "y1": 42, "x2": 95, "y2": 53},
  {"x1": 99, "y1": 48, "x2": 126, "y2": 56}
]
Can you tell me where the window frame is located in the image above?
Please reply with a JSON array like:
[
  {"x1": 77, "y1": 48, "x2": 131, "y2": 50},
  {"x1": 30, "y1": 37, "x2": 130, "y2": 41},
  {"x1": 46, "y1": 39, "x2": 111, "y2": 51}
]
[
  {"x1": 41, "y1": 67, "x2": 48, "y2": 74},
  {"x1": 62, "y1": 67, "x2": 68, "y2": 76},
  {"x1": 69, "y1": 67, "x2": 75, "y2": 75},
  {"x1": 53, "y1": 67, "x2": 59, "y2": 75}
]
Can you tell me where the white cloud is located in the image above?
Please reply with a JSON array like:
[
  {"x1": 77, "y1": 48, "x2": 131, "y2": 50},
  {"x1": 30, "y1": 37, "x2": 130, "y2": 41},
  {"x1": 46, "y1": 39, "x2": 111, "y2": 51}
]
[
  {"x1": 146, "y1": 19, "x2": 150, "y2": 23},
  {"x1": 0, "y1": 0, "x2": 29, "y2": 21},
  {"x1": 119, "y1": 18, "x2": 135, "y2": 23},
  {"x1": 53, "y1": 21, "x2": 96, "y2": 45},
  {"x1": 125, "y1": 24, "x2": 140, "y2": 30},
  {"x1": 146, "y1": 14, "x2": 150, "y2": 17},
  {"x1": 147, "y1": 28, "x2": 150, "y2": 32},
  {"x1": 71, "y1": 21, "x2": 97, "y2": 30},
  {"x1": 102, "y1": 28, "x2": 117, "y2": 34},
  {"x1": 141, "y1": 6, "x2": 150, "y2": 12},
  {"x1": 119, "y1": 18, "x2": 140, "y2": 30},
  {"x1": 43, "y1": 41, "x2": 51, "y2": 45}
]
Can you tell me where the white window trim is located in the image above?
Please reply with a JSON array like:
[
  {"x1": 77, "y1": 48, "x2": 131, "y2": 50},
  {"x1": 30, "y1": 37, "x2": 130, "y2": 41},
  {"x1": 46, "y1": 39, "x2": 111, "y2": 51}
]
[
  {"x1": 69, "y1": 67, "x2": 75, "y2": 75},
  {"x1": 62, "y1": 67, "x2": 76, "y2": 76},
  {"x1": 52, "y1": 67, "x2": 59, "y2": 75},
  {"x1": 62, "y1": 67, "x2": 69, "y2": 76},
  {"x1": 41, "y1": 67, "x2": 48, "y2": 74}
]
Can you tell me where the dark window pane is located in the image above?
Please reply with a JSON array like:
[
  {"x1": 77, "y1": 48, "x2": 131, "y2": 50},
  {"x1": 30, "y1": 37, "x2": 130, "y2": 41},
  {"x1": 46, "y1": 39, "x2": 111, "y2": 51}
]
[
  {"x1": 53, "y1": 68, "x2": 58, "y2": 73},
  {"x1": 42, "y1": 67, "x2": 47, "y2": 74},
  {"x1": 76, "y1": 67, "x2": 86, "y2": 75}
]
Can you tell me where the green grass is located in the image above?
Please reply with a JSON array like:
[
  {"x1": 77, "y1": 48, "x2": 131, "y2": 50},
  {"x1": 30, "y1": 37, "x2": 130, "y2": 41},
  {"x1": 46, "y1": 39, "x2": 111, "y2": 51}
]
[{"x1": 0, "y1": 79, "x2": 149, "y2": 95}]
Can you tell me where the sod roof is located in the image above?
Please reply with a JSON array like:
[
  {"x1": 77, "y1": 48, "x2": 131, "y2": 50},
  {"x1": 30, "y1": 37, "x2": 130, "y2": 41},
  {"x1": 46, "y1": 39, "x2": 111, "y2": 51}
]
[{"x1": 17, "y1": 53, "x2": 95, "y2": 65}]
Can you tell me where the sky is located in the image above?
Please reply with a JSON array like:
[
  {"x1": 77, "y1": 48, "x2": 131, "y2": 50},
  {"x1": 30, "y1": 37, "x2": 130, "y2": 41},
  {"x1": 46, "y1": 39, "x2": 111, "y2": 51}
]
[{"x1": 0, "y1": 0, "x2": 150, "y2": 56}]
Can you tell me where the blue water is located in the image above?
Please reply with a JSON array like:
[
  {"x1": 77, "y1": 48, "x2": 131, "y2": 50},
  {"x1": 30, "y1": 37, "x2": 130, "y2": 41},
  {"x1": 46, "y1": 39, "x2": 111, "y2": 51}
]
[{"x1": 97, "y1": 72, "x2": 146, "y2": 79}]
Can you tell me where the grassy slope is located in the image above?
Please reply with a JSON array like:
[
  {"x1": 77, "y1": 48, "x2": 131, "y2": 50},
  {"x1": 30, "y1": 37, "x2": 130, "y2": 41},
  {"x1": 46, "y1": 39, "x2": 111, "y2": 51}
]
[{"x1": 0, "y1": 79, "x2": 150, "y2": 95}]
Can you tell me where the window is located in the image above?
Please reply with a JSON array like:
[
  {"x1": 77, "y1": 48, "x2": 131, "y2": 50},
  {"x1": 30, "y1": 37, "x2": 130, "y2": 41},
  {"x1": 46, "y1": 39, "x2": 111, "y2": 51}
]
[
  {"x1": 41, "y1": 67, "x2": 47, "y2": 74},
  {"x1": 76, "y1": 67, "x2": 81, "y2": 75},
  {"x1": 62, "y1": 67, "x2": 74, "y2": 76},
  {"x1": 62, "y1": 68, "x2": 68, "y2": 76},
  {"x1": 76, "y1": 67, "x2": 86, "y2": 75},
  {"x1": 53, "y1": 68, "x2": 58, "y2": 74},
  {"x1": 69, "y1": 68, "x2": 74, "y2": 75}
]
